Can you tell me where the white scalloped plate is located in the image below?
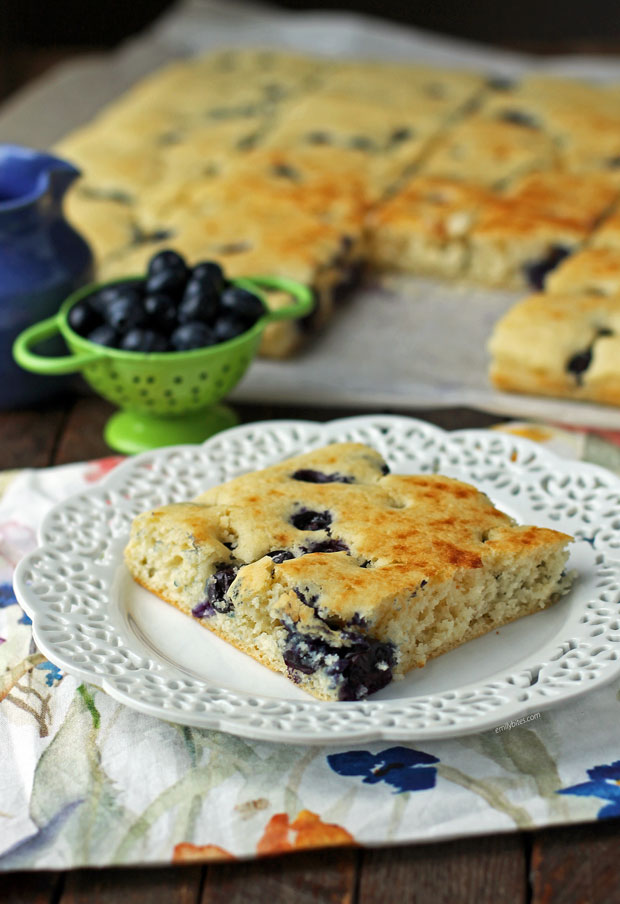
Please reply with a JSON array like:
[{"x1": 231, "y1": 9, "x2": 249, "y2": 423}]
[{"x1": 13, "y1": 415, "x2": 620, "y2": 744}]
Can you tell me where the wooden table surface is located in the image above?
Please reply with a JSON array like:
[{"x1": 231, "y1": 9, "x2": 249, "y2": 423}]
[{"x1": 2, "y1": 392, "x2": 620, "y2": 903}]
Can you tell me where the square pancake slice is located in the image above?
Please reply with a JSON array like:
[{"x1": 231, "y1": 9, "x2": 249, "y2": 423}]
[
  {"x1": 124, "y1": 442, "x2": 572, "y2": 702},
  {"x1": 482, "y1": 74, "x2": 620, "y2": 172},
  {"x1": 466, "y1": 172, "x2": 620, "y2": 289},
  {"x1": 367, "y1": 176, "x2": 491, "y2": 278},
  {"x1": 488, "y1": 292, "x2": 620, "y2": 405},
  {"x1": 418, "y1": 113, "x2": 559, "y2": 188},
  {"x1": 545, "y1": 247, "x2": 620, "y2": 296}
]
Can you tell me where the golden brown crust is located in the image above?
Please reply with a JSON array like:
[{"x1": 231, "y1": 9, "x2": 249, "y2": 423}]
[{"x1": 488, "y1": 291, "x2": 620, "y2": 405}]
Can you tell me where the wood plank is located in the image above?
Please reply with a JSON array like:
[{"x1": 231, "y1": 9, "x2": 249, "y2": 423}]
[
  {"x1": 359, "y1": 836, "x2": 527, "y2": 904},
  {"x1": 2, "y1": 871, "x2": 63, "y2": 904},
  {"x1": 202, "y1": 849, "x2": 358, "y2": 904},
  {"x1": 60, "y1": 866, "x2": 202, "y2": 904},
  {"x1": 234, "y1": 404, "x2": 500, "y2": 432},
  {"x1": 50, "y1": 394, "x2": 501, "y2": 466},
  {"x1": 531, "y1": 821, "x2": 620, "y2": 904},
  {"x1": 52, "y1": 396, "x2": 114, "y2": 464},
  {"x1": 0, "y1": 401, "x2": 68, "y2": 470}
]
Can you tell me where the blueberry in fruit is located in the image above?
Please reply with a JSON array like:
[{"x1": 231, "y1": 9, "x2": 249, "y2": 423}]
[
  {"x1": 147, "y1": 249, "x2": 187, "y2": 277},
  {"x1": 94, "y1": 281, "x2": 145, "y2": 312},
  {"x1": 292, "y1": 469, "x2": 353, "y2": 484},
  {"x1": 291, "y1": 509, "x2": 332, "y2": 531},
  {"x1": 145, "y1": 266, "x2": 187, "y2": 297},
  {"x1": 87, "y1": 325, "x2": 119, "y2": 347},
  {"x1": 178, "y1": 281, "x2": 219, "y2": 324},
  {"x1": 213, "y1": 313, "x2": 248, "y2": 343},
  {"x1": 170, "y1": 321, "x2": 216, "y2": 351},
  {"x1": 104, "y1": 290, "x2": 147, "y2": 332},
  {"x1": 192, "y1": 261, "x2": 225, "y2": 294},
  {"x1": 303, "y1": 538, "x2": 349, "y2": 554},
  {"x1": 524, "y1": 245, "x2": 571, "y2": 290},
  {"x1": 119, "y1": 328, "x2": 168, "y2": 352},
  {"x1": 220, "y1": 286, "x2": 265, "y2": 324},
  {"x1": 68, "y1": 299, "x2": 101, "y2": 336},
  {"x1": 204, "y1": 565, "x2": 238, "y2": 614},
  {"x1": 567, "y1": 349, "x2": 591, "y2": 379},
  {"x1": 268, "y1": 549, "x2": 296, "y2": 564},
  {"x1": 498, "y1": 109, "x2": 540, "y2": 129},
  {"x1": 144, "y1": 293, "x2": 178, "y2": 332}
]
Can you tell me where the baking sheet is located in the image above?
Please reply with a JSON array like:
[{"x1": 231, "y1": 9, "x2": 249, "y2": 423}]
[{"x1": 3, "y1": 0, "x2": 620, "y2": 429}]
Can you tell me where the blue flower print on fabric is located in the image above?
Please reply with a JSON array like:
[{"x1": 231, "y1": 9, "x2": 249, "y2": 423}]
[
  {"x1": 558, "y1": 760, "x2": 620, "y2": 819},
  {"x1": 328, "y1": 745, "x2": 439, "y2": 793},
  {"x1": 0, "y1": 582, "x2": 31, "y2": 624},
  {"x1": 35, "y1": 662, "x2": 63, "y2": 687}
]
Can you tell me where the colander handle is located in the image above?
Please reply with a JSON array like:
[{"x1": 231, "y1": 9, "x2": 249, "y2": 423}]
[
  {"x1": 236, "y1": 276, "x2": 315, "y2": 322},
  {"x1": 13, "y1": 314, "x2": 104, "y2": 375}
]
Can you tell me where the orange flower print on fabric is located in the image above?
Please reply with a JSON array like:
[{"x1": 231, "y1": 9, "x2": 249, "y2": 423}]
[
  {"x1": 172, "y1": 842, "x2": 235, "y2": 863},
  {"x1": 83, "y1": 456, "x2": 126, "y2": 483},
  {"x1": 257, "y1": 809, "x2": 355, "y2": 855}
]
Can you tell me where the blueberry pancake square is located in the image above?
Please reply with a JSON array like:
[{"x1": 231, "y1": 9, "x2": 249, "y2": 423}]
[
  {"x1": 367, "y1": 176, "x2": 491, "y2": 279},
  {"x1": 545, "y1": 247, "x2": 620, "y2": 296},
  {"x1": 418, "y1": 113, "x2": 559, "y2": 188},
  {"x1": 323, "y1": 60, "x2": 484, "y2": 113},
  {"x1": 488, "y1": 292, "x2": 620, "y2": 405},
  {"x1": 124, "y1": 442, "x2": 572, "y2": 702},
  {"x1": 483, "y1": 75, "x2": 620, "y2": 173},
  {"x1": 466, "y1": 172, "x2": 620, "y2": 289},
  {"x1": 262, "y1": 92, "x2": 455, "y2": 194}
]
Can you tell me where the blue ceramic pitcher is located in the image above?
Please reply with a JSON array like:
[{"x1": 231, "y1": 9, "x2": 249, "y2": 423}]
[{"x1": 0, "y1": 144, "x2": 93, "y2": 408}]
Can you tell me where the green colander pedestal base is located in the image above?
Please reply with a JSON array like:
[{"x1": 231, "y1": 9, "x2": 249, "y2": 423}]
[{"x1": 104, "y1": 405, "x2": 239, "y2": 454}]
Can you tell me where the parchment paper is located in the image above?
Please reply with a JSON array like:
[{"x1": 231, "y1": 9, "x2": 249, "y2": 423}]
[{"x1": 3, "y1": 0, "x2": 620, "y2": 428}]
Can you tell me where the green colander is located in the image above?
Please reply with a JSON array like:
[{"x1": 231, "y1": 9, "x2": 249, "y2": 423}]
[{"x1": 13, "y1": 274, "x2": 313, "y2": 454}]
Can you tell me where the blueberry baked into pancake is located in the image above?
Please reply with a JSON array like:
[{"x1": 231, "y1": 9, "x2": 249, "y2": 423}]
[
  {"x1": 124, "y1": 443, "x2": 573, "y2": 702},
  {"x1": 488, "y1": 292, "x2": 620, "y2": 406}
]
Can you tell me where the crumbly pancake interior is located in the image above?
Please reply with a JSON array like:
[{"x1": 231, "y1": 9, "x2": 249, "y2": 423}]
[{"x1": 124, "y1": 442, "x2": 573, "y2": 701}]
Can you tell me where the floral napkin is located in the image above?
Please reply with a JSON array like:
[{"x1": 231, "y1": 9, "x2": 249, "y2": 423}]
[{"x1": 2, "y1": 423, "x2": 620, "y2": 871}]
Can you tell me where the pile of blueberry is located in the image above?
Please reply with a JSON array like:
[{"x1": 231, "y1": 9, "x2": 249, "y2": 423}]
[{"x1": 67, "y1": 250, "x2": 265, "y2": 353}]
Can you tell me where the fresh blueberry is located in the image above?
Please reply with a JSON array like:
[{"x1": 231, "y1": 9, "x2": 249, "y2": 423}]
[
  {"x1": 178, "y1": 280, "x2": 219, "y2": 324},
  {"x1": 292, "y1": 469, "x2": 353, "y2": 484},
  {"x1": 68, "y1": 299, "x2": 101, "y2": 336},
  {"x1": 213, "y1": 314, "x2": 248, "y2": 343},
  {"x1": 220, "y1": 286, "x2": 265, "y2": 324},
  {"x1": 104, "y1": 290, "x2": 147, "y2": 333},
  {"x1": 94, "y1": 281, "x2": 145, "y2": 309},
  {"x1": 144, "y1": 293, "x2": 178, "y2": 332},
  {"x1": 119, "y1": 328, "x2": 168, "y2": 352},
  {"x1": 146, "y1": 267, "x2": 188, "y2": 297},
  {"x1": 192, "y1": 261, "x2": 225, "y2": 294},
  {"x1": 147, "y1": 249, "x2": 187, "y2": 277},
  {"x1": 170, "y1": 321, "x2": 216, "y2": 351},
  {"x1": 291, "y1": 509, "x2": 332, "y2": 531},
  {"x1": 86, "y1": 324, "x2": 119, "y2": 347}
]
